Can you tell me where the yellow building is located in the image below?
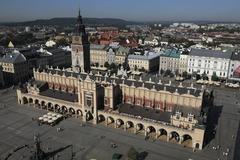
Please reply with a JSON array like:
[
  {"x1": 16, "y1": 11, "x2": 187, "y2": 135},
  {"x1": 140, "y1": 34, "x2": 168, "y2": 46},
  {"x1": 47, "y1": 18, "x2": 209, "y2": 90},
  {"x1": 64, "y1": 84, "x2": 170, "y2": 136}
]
[
  {"x1": 128, "y1": 52, "x2": 160, "y2": 72},
  {"x1": 90, "y1": 44, "x2": 107, "y2": 67},
  {"x1": 16, "y1": 67, "x2": 207, "y2": 150}
]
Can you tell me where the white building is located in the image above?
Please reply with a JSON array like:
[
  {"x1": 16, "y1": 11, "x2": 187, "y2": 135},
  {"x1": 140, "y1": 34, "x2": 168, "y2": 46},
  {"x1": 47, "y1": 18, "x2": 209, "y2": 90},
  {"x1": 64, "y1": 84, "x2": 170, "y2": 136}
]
[
  {"x1": 188, "y1": 49, "x2": 232, "y2": 79},
  {"x1": 144, "y1": 37, "x2": 159, "y2": 46}
]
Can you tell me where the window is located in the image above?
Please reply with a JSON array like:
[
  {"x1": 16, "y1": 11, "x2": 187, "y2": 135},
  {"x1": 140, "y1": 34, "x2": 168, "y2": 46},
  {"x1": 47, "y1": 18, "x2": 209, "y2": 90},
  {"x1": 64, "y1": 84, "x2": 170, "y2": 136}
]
[
  {"x1": 85, "y1": 94, "x2": 93, "y2": 107},
  {"x1": 104, "y1": 98, "x2": 108, "y2": 105}
]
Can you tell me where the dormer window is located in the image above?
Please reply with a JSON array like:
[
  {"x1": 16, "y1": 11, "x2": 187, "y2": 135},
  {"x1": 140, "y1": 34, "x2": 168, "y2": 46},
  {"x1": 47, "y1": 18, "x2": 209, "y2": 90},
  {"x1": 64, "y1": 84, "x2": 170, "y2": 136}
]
[
  {"x1": 188, "y1": 113, "x2": 194, "y2": 122},
  {"x1": 176, "y1": 111, "x2": 181, "y2": 119}
]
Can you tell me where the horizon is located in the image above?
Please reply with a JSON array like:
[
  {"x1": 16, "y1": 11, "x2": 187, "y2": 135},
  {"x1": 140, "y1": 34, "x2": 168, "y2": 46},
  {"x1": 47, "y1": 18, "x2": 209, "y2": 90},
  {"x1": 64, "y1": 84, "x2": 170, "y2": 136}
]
[
  {"x1": 2, "y1": 16, "x2": 240, "y2": 24},
  {"x1": 1, "y1": 0, "x2": 240, "y2": 23}
]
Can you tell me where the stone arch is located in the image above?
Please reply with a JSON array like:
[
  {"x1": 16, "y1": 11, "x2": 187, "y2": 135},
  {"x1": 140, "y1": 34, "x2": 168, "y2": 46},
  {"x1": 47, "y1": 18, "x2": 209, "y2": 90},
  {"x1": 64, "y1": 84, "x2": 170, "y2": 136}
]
[
  {"x1": 86, "y1": 112, "x2": 93, "y2": 121},
  {"x1": 34, "y1": 99, "x2": 40, "y2": 108},
  {"x1": 41, "y1": 101, "x2": 45, "y2": 106},
  {"x1": 98, "y1": 114, "x2": 106, "y2": 123},
  {"x1": 34, "y1": 99, "x2": 39, "y2": 104},
  {"x1": 29, "y1": 98, "x2": 33, "y2": 104},
  {"x1": 146, "y1": 126, "x2": 156, "y2": 133},
  {"x1": 116, "y1": 119, "x2": 124, "y2": 128},
  {"x1": 69, "y1": 108, "x2": 76, "y2": 114},
  {"x1": 182, "y1": 134, "x2": 193, "y2": 148},
  {"x1": 125, "y1": 121, "x2": 134, "y2": 133},
  {"x1": 76, "y1": 109, "x2": 83, "y2": 116},
  {"x1": 107, "y1": 116, "x2": 115, "y2": 126},
  {"x1": 158, "y1": 128, "x2": 168, "y2": 141},
  {"x1": 195, "y1": 143, "x2": 200, "y2": 149},
  {"x1": 61, "y1": 106, "x2": 68, "y2": 114},
  {"x1": 169, "y1": 131, "x2": 180, "y2": 143},
  {"x1": 41, "y1": 101, "x2": 46, "y2": 109},
  {"x1": 126, "y1": 121, "x2": 134, "y2": 129},
  {"x1": 47, "y1": 102, "x2": 53, "y2": 111},
  {"x1": 54, "y1": 104, "x2": 61, "y2": 113},
  {"x1": 135, "y1": 123, "x2": 145, "y2": 135},
  {"x1": 146, "y1": 126, "x2": 156, "y2": 139},
  {"x1": 22, "y1": 97, "x2": 28, "y2": 104}
]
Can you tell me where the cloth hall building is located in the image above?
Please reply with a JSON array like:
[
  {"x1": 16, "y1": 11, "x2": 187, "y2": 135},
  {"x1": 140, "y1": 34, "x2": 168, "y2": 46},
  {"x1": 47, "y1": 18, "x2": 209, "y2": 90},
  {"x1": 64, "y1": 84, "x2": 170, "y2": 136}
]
[{"x1": 16, "y1": 11, "x2": 208, "y2": 150}]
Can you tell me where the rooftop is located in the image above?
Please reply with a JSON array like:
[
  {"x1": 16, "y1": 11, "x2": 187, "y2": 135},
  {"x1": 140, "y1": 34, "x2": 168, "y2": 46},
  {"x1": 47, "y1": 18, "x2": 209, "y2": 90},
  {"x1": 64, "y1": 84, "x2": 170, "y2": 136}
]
[
  {"x1": 39, "y1": 89, "x2": 78, "y2": 102},
  {"x1": 161, "y1": 49, "x2": 180, "y2": 58},
  {"x1": 118, "y1": 103, "x2": 171, "y2": 123},
  {"x1": 90, "y1": 44, "x2": 107, "y2": 50},
  {"x1": 128, "y1": 52, "x2": 160, "y2": 60},
  {"x1": 37, "y1": 68, "x2": 202, "y2": 97},
  {"x1": 0, "y1": 50, "x2": 26, "y2": 64},
  {"x1": 231, "y1": 52, "x2": 240, "y2": 61},
  {"x1": 190, "y1": 49, "x2": 232, "y2": 59}
]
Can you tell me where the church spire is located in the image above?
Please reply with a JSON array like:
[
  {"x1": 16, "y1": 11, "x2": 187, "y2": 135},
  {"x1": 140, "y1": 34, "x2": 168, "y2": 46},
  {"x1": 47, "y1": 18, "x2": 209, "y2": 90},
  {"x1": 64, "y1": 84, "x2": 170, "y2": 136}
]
[
  {"x1": 76, "y1": 8, "x2": 85, "y2": 35},
  {"x1": 77, "y1": 8, "x2": 83, "y2": 24}
]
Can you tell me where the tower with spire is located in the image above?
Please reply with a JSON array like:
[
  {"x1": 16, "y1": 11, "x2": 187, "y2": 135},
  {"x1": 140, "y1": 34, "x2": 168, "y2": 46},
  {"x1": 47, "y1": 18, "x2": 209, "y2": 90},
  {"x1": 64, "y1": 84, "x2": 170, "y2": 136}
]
[{"x1": 71, "y1": 9, "x2": 90, "y2": 73}]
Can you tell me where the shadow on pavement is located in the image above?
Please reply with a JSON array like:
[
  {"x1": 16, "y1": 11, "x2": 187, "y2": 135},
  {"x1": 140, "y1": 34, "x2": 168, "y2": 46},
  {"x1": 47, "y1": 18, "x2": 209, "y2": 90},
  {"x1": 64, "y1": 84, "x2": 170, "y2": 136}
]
[
  {"x1": 204, "y1": 104, "x2": 223, "y2": 147},
  {"x1": 45, "y1": 145, "x2": 73, "y2": 159},
  {"x1": 137, "y1": 151, "x2": 148, "y2": 160}
]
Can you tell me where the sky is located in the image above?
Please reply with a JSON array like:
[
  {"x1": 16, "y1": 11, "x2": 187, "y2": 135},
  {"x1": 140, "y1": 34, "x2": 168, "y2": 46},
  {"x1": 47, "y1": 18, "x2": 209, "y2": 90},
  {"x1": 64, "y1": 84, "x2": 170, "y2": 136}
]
[{"x1": 0, "y1": 0, "x2": 240, "y2": 22}]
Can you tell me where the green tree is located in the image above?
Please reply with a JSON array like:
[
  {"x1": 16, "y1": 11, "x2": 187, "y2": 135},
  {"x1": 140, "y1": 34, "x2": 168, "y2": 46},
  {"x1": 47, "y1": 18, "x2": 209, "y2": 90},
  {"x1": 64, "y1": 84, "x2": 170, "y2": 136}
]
[
  {"x1": 56, "y1": 38, "x2": 68, "y2": 46},
  {"x1": 175, "y1": 69, "x2": 179, "y2": 76},
  {"x1": 110, "y1": 63, "x2": 116, "y2": 69},
  {"x1": 139, "y1": 67, "x2": 146, "y2": 72},
  {"x1": 104, "y1": 62, "x2": 109, "y2": 68},
  {"x1": 211, "y1": 72, "x2": 219, "y2": 81},
  {"x1": 95, "y1": 62, "x2": 99, "y2": 67},
  {"x1": 134, "y1": 65, "x2": 138, "y2": 71},
  {"x1": 182, "y1": 71, "x2": 188, "y2": 78},
  {"x1": 164, "y1": 69, "x2": 172, "y2": 77},
  {"x1": 202, "y1": 72, "x2": 209, "y2": 80},
  {"x1": 160, "y1": 69, "x2": 165, "y2": 75}
]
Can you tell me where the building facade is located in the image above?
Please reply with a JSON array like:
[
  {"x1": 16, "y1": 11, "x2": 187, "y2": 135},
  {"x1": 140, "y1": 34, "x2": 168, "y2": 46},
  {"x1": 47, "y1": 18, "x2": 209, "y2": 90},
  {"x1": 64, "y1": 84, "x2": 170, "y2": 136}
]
[
  {"x1": 179, "y1": 54, "x2": 189, "y2": 74},
  {"x1": 115, "y1": 46, "x2": 129, "y2": 65},
  {"x1": 159, "y1": 49, "x2": 180, "y2": 74},
  {"x1": 17, "y1": 67, "x2": 206, "y2": 150},
  {"x1": 0, "y1": 51, "x2": 29, "y2": 85},
  {"x1": 90, "y1": 44, "x2": 107, "y2": 67},
  {"x1": 188, "y1": 49, "x2": 231, "y2": 79},
  {"x1": 128, "y1": 52, "x2": 160, "y2": 72},
  {"x1": 228, "y1": 52, "x2": 240, "y2": 81}
]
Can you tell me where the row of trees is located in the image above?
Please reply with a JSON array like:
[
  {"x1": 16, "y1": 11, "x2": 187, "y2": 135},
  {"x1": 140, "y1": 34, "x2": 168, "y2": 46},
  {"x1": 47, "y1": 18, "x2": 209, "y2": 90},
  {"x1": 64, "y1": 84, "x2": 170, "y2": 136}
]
[
  {"x1": 160, "y1": 69, "x2": 220, "y2": 81},
  {"x1": 0, "y1": 33, "x2": 38, "y2": 46}
]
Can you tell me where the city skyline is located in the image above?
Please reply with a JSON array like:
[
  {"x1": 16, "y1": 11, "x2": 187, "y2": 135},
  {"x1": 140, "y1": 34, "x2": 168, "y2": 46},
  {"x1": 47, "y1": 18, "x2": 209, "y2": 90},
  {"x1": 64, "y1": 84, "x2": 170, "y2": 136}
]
[{"x1": 1, "y1": 0, "x2": 240, "y2": 23}]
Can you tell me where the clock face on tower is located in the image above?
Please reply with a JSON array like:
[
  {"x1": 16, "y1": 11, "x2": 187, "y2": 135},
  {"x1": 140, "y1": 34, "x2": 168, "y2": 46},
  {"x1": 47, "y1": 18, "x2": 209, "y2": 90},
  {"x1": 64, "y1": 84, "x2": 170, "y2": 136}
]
[{"x1": 75, "y1": 37, "x2": 79, "y2": 41}]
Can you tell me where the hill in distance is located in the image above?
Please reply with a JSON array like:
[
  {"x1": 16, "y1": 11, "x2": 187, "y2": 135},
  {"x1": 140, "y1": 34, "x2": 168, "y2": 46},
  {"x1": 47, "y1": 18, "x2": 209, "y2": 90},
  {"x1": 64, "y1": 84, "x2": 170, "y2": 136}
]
[{"x1": 3, "y1": 17, "x2": 140, "y2": 27}]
